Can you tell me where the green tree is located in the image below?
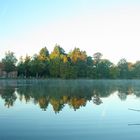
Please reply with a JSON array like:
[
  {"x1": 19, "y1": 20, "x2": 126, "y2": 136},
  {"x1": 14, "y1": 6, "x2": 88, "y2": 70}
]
[
  {"x1": 117, "y1": 58, "x2": 129, "y2": 79},
  {"x1": 38, "y1": 47, "x2": 49, "y2": 61},
  {"x1": 49, "y1": 57, "x2": 61, "y2": 77},
  {"x1": 38, "y1": 47, "x2": 50, "y2": 77},
  {"x1": 49, "y1": 45, "x2": 66, "y2": 78},
  {"x1": 2, "y1": 51, "x2": 17, "y2": 75},
  {"x1": 69, "y1": 48, "x2": 87, "y2": 78},
  {"x1": 50, "y1": 44, "x2": 65, "y2": 59},
  {"x1": 86, "y1": 56, "x2": 94, "y2": 78},
  {"x1": 93, "y1": 52, "x2": 103, "y2": 78},
  {"x1": 109, "y1": 65, "x2": 119, "y2": 79},
  {"x1": 133, "y1": 61, "x2": 140, "y2": 78},
  {"x1": 23, "y1": 55, "x2": 31, "y2": 78},
  {"x1": 17, "y1": 56, "x2": 25, "y2": 77},
  {"x1": 30, "y1": 54, "x2": 46, "y2": 78},
  {"x1": 60, "y1": 56, "x2": 71, "y2": 79},
  {"x1": 98, "y1": 59, "x2": 113, "y2": 78}
]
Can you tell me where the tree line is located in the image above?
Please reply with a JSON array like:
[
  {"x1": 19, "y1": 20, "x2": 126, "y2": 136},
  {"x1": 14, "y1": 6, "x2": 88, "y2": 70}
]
[{"x1": 1, "y1": 44, "x2": 140, "y2": 79}]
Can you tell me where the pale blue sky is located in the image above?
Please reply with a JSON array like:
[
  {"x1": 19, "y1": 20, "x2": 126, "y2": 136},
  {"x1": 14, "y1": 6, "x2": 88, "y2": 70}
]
[{"x1": 0, "y1": 0, "x2": 140, "y2": 63}]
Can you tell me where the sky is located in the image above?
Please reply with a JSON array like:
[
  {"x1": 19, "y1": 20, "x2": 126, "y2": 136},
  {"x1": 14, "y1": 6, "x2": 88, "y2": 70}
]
[{"x1": 0, "y1": 0, "x2": 140, "y2": 63}]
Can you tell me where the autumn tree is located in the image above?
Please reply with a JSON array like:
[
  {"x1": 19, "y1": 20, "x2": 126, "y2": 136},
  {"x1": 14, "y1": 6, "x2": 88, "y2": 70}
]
[
  {"x1": 69, "y1": 48, "x2": 87, "y2": 78},
  {"x1": 38, "y1": 47, "x2": 49, "y2": 61},
  {"x1": 49, "y1": 44, "x2": 66, "y2": 78}
]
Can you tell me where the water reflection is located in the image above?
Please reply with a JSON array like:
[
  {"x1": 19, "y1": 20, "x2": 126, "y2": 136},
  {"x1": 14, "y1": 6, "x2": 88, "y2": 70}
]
[{"x1": 0, "y1": 80, "x2": 140, "y2": 113}]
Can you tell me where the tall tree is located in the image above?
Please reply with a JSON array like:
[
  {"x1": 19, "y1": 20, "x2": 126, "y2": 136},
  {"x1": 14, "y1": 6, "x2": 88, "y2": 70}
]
[
  {"x1": 38, "y1": 47, "x2": 49, "y2": 61},
  {"x1": 93, "y1": 52, "x2": 103, "y2": 78},
  {"x1": 69, "y1": 48, "x2": 87, "y2": 78},
  {"x1": 38, "y1": 47, "x2": 50, "y2": 77},
  {"x1": 2, "y1": 51, "x2": 17, "y2": 74},
  {"x1": 49, "y1": 45, "x2": 66, "y2": 78},
  {"x1": 69, "y1": 48, "x2": 87, "y2": 63},
  {"x1": 109, "y1": 65, "x2": 119, "y2": 79},
  {"x1": 117, "y1": 58, "x2": 129, "y2": 79},
  {"x1": 50, "y1": 44, "x2": 65, "y2": 59},
  {"x1": 133, "y1": 61, "x2": 140, "y2": 78},
  {"x1": 98, "y1": 59, "x2": 113, "y2": 78},
  {"x1": 23, "y1": 55, "x2": 31, "y2": 78},
  {"x1": 30, "y1": 54, "x2": 46, "y2": 78},
  {"x1": 17, "y1": 56, "x2": 25, "y2": 77}
]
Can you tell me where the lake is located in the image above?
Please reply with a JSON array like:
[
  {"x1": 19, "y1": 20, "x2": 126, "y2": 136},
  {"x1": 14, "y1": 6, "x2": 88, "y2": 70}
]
[{"x1": 0, "y1": 80, "x2": 140, "y2": 140}]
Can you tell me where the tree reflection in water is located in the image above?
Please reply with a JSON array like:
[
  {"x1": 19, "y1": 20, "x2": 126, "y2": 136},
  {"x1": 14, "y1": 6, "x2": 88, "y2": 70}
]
[
  {"x1": 0, "y1": 80, "x2": 140, "y2": 113},
  {"x1": 0, "y1": 87, "x2": 17, "y2": 108}
]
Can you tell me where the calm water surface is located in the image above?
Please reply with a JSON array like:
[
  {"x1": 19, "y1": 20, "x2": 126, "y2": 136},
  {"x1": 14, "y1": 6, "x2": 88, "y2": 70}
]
[{"x1": 0, "y1": 80, "x2": 140, "y2": 140}]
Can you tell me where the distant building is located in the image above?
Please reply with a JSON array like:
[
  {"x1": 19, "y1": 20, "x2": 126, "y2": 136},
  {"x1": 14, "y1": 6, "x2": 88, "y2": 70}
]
[{"x1": 0, "y1": 63, "x2": 17, "y2": 78}]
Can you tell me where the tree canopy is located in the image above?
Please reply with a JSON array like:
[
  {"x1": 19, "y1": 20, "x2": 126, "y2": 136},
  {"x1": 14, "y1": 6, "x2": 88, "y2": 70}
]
[
  {"x1": 1, "y1": 45, "x2": 140, "y2": 79},
  {"x1": 2, "y1": 51, "x2": 17, "y2": 73}
]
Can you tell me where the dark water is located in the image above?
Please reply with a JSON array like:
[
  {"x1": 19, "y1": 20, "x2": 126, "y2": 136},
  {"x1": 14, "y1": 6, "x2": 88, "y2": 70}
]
[{"x1": 0, "y1": 80, "x2": 140, "y2": 140}]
